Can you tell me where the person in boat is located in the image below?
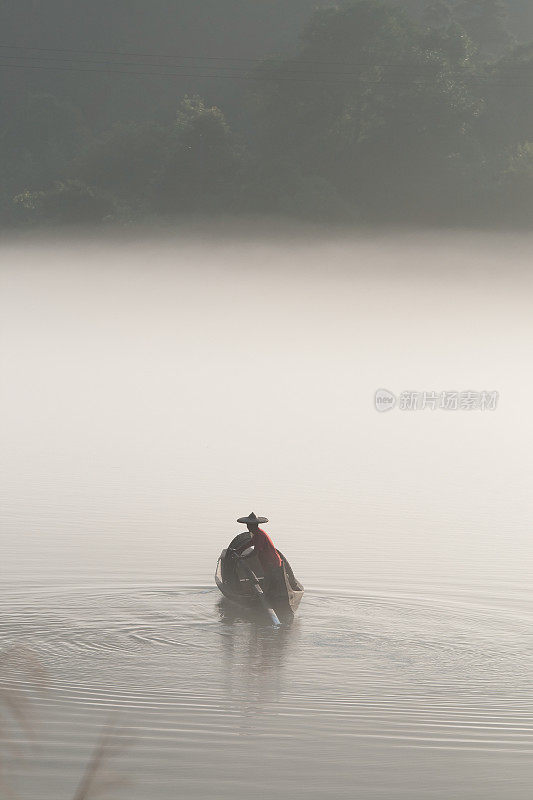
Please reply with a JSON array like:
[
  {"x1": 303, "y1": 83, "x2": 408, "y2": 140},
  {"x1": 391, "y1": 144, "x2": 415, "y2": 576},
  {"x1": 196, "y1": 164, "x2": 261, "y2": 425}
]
[{"x1": 233, "y1": 512, "x2": 282, "y2": 594}]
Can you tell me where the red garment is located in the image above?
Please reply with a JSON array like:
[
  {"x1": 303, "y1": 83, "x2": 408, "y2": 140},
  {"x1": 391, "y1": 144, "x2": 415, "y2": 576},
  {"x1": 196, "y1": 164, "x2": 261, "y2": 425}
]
[{"x1": 240, "y1": 528, "x2": 282, "y2": 570}]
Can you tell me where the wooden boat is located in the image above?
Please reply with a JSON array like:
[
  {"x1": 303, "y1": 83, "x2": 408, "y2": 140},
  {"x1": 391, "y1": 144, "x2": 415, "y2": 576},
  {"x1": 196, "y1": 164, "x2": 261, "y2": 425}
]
[{"x1": 215, "y1": 532, "x2": 304, "y2": 621}]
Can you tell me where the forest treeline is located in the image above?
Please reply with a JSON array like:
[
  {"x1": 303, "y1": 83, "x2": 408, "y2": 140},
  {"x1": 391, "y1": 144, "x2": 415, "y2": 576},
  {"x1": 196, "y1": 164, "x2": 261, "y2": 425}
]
[{"x1": 2, "y1": 0, "x2": 533, "y2": 228}]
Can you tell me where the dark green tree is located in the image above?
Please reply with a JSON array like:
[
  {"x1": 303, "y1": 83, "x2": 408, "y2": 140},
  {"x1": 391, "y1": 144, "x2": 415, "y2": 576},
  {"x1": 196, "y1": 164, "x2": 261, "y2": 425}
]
[
  {"x1": 250, "y1": 1, "x2": 483, "y2": 222},
  {"x1": 0, "y1": 92, "x2": 88, "y2": 192},
  {"x1": 12, "y1": 180, "x2": 115, "y2": 225},
  {"x1": 455, "y1": 0, "x2": 513, "y2": 56},
  {"x1": 155, "y1": 96, "x2": 244, "y2": 213},
  {"x1": 422, "y1": 0, "x2": 454, "y2": 29},
  {"x1": 479, "y1": 43, "x2": 533, "y2": 148},
  {"x1": 509, "y1": 1, "x2": 533, "y2": 42},
  {"x1": 74, "y1": 121, "x2": 173, "y2": 200}
]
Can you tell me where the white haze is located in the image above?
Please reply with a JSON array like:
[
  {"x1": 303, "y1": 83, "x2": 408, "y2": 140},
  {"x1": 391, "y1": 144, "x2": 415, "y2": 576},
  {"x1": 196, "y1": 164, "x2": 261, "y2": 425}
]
[
  {"x1": 1, "y1": 229, "x2": 531, "y2": 593},
  {"x1": 0, "y1": 229, "x2": 532, "y2": 800}
]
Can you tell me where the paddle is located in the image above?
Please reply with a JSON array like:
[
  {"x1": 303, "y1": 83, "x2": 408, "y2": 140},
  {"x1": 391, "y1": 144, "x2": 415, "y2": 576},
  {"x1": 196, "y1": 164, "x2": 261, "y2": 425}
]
[{"x1": 229, "y1": 549, "x2": 281, "y2": 627}]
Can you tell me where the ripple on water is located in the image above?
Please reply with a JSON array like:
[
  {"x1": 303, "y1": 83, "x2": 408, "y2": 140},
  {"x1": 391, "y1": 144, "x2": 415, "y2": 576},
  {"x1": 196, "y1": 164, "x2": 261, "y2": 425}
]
[{"x1": 0, "y1": 583, "x2": 532, "y2": 761}]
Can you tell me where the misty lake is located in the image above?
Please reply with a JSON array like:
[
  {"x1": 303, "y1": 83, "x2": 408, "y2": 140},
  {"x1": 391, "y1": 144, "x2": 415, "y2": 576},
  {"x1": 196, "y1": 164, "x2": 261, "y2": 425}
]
[{"x1": 1, "y1": 228, "x2": 532, "y2": 799}]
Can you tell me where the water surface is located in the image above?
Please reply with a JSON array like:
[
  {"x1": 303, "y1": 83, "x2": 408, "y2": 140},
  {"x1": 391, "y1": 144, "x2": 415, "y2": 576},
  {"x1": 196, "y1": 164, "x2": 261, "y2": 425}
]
[{"x1": 1, "y1": 231, "x2": 531, "y2": 798}]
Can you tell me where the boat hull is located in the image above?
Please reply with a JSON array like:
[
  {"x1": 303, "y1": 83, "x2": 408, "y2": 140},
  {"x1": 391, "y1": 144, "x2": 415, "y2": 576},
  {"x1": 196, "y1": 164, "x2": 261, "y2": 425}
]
[{"x1": 215, "y1": 533, "x2": 304, "y2": 620}]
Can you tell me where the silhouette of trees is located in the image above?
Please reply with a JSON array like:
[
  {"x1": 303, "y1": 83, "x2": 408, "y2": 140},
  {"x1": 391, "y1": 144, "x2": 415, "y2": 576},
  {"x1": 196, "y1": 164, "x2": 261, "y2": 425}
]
[{"x1": 2, "y1": 1, "x2": 533, "y2": 227}]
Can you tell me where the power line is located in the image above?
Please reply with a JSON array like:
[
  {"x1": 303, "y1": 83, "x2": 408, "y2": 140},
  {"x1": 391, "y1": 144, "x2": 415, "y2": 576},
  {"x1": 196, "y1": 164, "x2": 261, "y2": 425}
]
[
  {"x1": 0, "y1": 52, "x2": 454, "y2": 76},
  {"x1": 0, "y1": 59, "x2": 532, "y2": 90},
  {"x1": 0, "y1": 42, "x2": 471, "y2": 69},
  {"x1": 1, "y1": 42, "x2": 533, "y2": 73},
  {"x1": 0, "y1": 61, "x2": 404, "y2": 84},
  {"x1": 0, "y1": 42, "x2": 288, "y2": 63}
]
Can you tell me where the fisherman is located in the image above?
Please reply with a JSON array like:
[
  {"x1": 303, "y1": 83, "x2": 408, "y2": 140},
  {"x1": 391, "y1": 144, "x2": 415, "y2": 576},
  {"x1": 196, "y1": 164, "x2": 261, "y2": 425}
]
[{"x1": 234, "y1": 512, "x2": 282, "y2": 594}]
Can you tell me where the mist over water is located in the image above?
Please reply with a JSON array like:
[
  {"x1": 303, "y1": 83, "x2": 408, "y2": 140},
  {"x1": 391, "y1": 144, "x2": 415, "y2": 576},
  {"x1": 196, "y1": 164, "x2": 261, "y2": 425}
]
[{"x1": 1, "y1": 230, "x2": 532, "y2": 799}]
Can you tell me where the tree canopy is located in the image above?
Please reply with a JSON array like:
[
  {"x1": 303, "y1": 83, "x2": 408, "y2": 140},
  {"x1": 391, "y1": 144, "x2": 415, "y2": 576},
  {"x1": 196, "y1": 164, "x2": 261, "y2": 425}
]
[{"x1": 2, "y1": 0, "x2": 533, "y2": 228}]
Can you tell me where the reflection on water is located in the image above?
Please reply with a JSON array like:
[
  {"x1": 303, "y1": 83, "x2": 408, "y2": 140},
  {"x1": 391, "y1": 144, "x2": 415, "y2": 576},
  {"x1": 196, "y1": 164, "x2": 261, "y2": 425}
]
[
  {"x1": 1, "y1": 231, "x2": 532, "y2": 799},
  {"x1": 0, "y1": 580, "x2": 532, "y2": 799},
  {"x1": 217, "y1": 597, "x2": 295, "y2": 715}
]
